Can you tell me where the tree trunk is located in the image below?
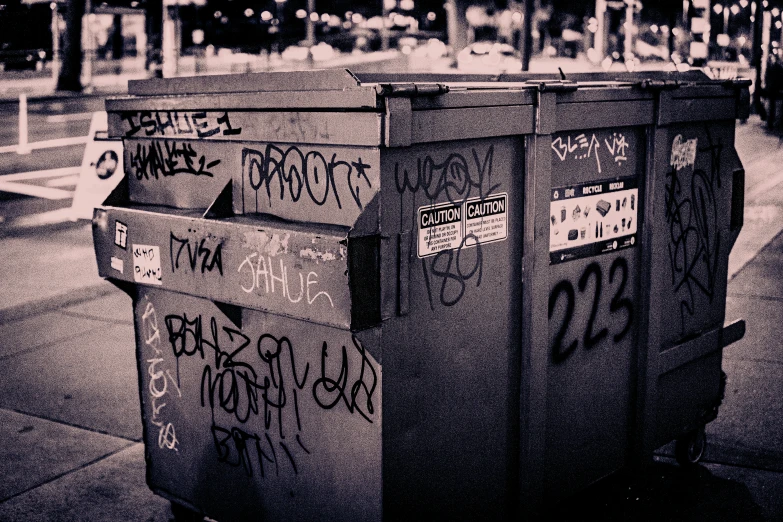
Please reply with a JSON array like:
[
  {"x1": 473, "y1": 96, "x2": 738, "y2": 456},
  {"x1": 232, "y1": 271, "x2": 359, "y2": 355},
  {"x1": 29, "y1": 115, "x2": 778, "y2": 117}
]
[
  {"x1": 146, "y1": 0, "x2": 163, "y2": 78},
  {"x1": 57, "y1": 0, "x2": 86, "y2": 92}
]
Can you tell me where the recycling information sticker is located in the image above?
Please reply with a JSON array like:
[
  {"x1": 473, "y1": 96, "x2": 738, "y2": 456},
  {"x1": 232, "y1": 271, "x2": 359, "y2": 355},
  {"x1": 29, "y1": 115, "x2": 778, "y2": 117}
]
[
  {"x1": 418, "y1": 193, "x2": 508, "y2": 257},
  {"x1": 549, "y1": 178, "x2": 638, "y2": 264}
]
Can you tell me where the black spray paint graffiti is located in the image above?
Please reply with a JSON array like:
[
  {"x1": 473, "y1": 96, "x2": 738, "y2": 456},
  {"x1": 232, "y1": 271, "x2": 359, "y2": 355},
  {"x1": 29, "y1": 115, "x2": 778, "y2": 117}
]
[
  {"x1": 664, "y1": 130, "x2": 722, "y2": 335},
  {"x1": 121, "y1": 111, "x2": 242, "y2": 138},
  {"x1": 396, "y1": 147, "x2": 499, "y2": 309},
  {"x1": 242, "y1": 145, "x2": 373, "y2": 211},
  {"x1": 548, "y1": 257, "x2": 633, "y2": 364},
  {"x1": 169, "y1": 232, "x2": 224, "y2": 276},
  {"x1": 394, "y1": 146, "x2": 501, "y2": 206},
  {"x1": 162, "y1": 312, "x2": 377, "y2": 478},
  {"x1": 129, "y1": 140, "x2": 221, "y2": 181},
  {"x1": 421, "y1": 234, "x2": 483, "y2": 309}
]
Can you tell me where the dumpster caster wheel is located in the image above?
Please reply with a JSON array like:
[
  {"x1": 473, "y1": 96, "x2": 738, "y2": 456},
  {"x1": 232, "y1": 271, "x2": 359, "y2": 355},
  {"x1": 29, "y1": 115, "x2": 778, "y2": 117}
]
[
  {"x1": 171, "y1": 502, "x2": 203, "y2": 522},
  {"x1": 675, "y1": 425, "x2": 707, "y2": 468}
]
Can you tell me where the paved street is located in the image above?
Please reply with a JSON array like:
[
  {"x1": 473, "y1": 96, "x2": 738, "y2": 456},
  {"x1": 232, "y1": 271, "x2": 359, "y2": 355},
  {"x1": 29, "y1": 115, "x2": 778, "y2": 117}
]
[
  {"x1": 0, "y1": 96, "x2": 105, "y2": 224},
  {"x1": 0, "y1": 76, "x2": 781, "y2": 520}
]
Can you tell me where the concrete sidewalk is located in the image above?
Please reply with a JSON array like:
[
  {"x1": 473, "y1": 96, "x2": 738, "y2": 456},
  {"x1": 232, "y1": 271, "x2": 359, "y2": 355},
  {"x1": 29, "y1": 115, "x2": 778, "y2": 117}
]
[{"x1": 0, "y1": 120, "x2": 782, "y2": 520}]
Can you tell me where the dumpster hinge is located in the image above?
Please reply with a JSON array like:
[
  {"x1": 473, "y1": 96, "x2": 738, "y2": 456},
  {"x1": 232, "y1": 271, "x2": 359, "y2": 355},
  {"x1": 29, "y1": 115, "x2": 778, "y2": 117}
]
[
  {"x1": 375, "y1": 83, "x2": 449, "y2": 97},
  {"x1": 637, "y1": 79, "x2": 680, "y2": 91},
  {"x1": 525, "y1": 80, "x2": 578, "y2": 93}
]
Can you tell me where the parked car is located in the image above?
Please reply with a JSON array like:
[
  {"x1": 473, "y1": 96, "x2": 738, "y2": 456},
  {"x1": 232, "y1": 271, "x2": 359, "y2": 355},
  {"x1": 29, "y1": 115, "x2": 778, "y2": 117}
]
[{"x1": 0, "y1": 48, "x2": 48, "y2": 71}]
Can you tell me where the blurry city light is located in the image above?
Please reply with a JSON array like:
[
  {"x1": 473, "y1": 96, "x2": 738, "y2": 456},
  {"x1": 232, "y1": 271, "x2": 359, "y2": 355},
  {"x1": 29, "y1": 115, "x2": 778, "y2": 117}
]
[
  {"x1": 427, "y1": 12, "x2": 437, "y2": 21},
  {"x1": 511, "y1": 11, "x2": 523, "y2": 23},
  {"x1": 131, "y1": 1, "x2": 139, "y2": 7},
  {"x1": 213, "y1": 10, "x2": 221, "y2": 18},
  {"x1": 310, "y1": 12, "x2": 319, "y2": 22},
  {"x1": 50, "y1": 2, "x2": 56, "y2": 9},
  {"x1": 763, "y1": 0, "x2": 769, "y2": 7},
  {"x1": 295, "y1": 9, "x2": 306, "y2": 18},
  {"x1": 321, "y1": 13, "x2": 330, "y2": 23},
  {"x1": 751, "y1": 15, "x2": 755, "y2": 22},
  {"x1": 587, "y1": 17, "x2": 598, "y2": 33},
  {"x1": 650, "y1": 24, "x2": 659, "y2": 33},
  {"x1": 738, "y1": 35, "x2": 747, "y2": 45},
  {"x1": 343, "y1": 21, "x2": 351, "y2": 29},
  {"x1": 352, "y1": 13, "x2": 364, "y2": 23},
  {"x1": 661, "y1": 25, "x2": 670, "y2": 33},
  {"x1": 773, "y1": 7, "x2": 780, "y2": 16},
  {"x1": 714, "y1": 4, "x2": 723, "y2": 14},
  {"x1": 400, "y1": 0, "x2": 415, "y2": 10},
  {"x1": 672, "y1": 27, "x2": 681, "y2": 36},
  {"x1": 717, "y1": 33, "x2": 730, "y2": 46},
  {"x1": 192, "y1": 29, "x2": 204, "y2": 45},
  {"x1": 730, "y1": 4, "x2": 740, "y2": 15},
  {"x1": 244, "y1": 8, "x2": 254, "y2": 17},
  {"x1": 275, "y1": 0, "x2": 287, "y2": 3},
  {"x1": 739, "y1": 0, "x2": 748, "y2": 7},
  {"x1": 384, "y1": 0, "x2": 397, "y2": 10},
  {"x1": 261, "y1": 10, "x2": 273, "y2": 21},
  {"x1": 777, "y1": 20, "x2": 783, "y2": 29}
]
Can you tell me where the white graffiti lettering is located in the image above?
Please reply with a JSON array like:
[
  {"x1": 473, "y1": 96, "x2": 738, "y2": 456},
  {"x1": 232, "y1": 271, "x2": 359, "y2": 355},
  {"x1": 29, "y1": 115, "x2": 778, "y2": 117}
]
[{"x1": 238, "y1": 253, "x2": 334, "y2": 308}]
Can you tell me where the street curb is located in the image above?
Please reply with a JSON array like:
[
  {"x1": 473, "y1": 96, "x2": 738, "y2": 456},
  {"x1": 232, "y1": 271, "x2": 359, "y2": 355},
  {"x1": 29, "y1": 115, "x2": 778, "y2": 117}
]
[{"x1": 0, "y1": 282, "x2": 118, "y2": 325}]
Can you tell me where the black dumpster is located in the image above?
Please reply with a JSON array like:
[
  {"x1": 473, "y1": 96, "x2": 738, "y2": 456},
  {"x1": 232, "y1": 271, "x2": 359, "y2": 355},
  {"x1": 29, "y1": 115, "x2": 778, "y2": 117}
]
[{"x1": 92, "y1": 69, "x2": 748, "y2": 521}]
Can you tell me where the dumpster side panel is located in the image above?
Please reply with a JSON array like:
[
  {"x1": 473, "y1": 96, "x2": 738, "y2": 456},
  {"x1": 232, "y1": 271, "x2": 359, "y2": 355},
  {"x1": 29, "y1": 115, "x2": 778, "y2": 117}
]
[
  {"x1": 651, "y1": 119, "x2": 737, "y2": 445},
  {"x1": 545, "y1": 125, "x2": 645, "y2": 495},
  {"x1": 379, "y1": 136, "x2": 524, "y2": 521},
  {"x1": 133, "y1": 287, "x2": 382, "y2": 522},
  {"x1": 655, "y1": 121, "x2": 735, "y2": 348}
]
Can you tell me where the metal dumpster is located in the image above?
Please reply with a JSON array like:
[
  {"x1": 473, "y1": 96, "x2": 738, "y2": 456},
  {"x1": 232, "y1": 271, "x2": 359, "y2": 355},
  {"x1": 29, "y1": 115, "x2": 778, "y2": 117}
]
[{"x1": 92, "y1": 69, "x2": 748, "y2": 521}]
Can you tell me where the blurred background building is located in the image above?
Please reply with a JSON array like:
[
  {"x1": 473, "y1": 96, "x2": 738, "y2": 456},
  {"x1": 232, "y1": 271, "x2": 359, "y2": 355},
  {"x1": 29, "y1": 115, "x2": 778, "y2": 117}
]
[{"x1": 0, "y1": 0, "x2": 781, "y2": 91}]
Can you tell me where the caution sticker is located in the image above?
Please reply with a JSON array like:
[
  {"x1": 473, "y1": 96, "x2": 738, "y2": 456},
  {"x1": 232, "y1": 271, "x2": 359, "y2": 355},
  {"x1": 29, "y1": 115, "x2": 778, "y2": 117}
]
[
  {"x1": 417, "y1": 193, "x2": 508, "y2": 257},
  {"x1": 418, "y1": 202, "x2": 463, "y2": 257},
  {"x1": 465, "y1": 194, "x2": 508, "y2": 245}
]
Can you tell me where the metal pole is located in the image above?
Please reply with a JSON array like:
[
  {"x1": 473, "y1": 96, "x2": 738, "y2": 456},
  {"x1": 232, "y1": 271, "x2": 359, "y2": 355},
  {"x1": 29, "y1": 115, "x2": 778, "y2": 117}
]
[
  {"x1": 624, "y1": 0, "x2": 633, "y2": 59},
  {"x1": 522, "y1": 0, "x2": 533, "y2": 70},
  {"x1": 753, "y1": 0, "x2": 764, "y2": 113},
  {"x1": 595, "y1": 0, "x2": 606, "y2": 61},
  {"x1": 18, "y1": 94, "x2": 30, "y2": 155},
  {"x1": 82, "y1": 0, "x2": 93, "y2": 91},
  {"x1": 305, "y1": 0, "x2": 315, "y2": 47},
  {"x1": 51, "y1": 3, "x2": 60, "y2": 83},
  {"x1": 381, "y1": 0, "x2": 391, "y2": 51}
]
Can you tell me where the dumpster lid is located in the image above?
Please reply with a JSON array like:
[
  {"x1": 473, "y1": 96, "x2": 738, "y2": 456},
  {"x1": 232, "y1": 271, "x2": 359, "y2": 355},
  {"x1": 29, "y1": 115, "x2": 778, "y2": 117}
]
[
  {"x1": 128, "y1": 68, "x2": 733, "y2": 97},
  {"x1": 128, "y1": 68, "x2": 367, "y2": 96}
]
